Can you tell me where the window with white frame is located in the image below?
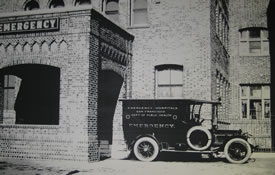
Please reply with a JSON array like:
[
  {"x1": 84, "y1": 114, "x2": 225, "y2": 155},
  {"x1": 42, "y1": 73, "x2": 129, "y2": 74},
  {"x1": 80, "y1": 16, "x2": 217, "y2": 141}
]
[
  {"x1": 155, "y1": 65, "x2": 183, "y2": 98},
  {"x1": 240, "y1": 85, "x2": 270, "y2": 119},
  {"x1": 131, "y1": 0, "x2": 148, "y2": 26},
  {"x1": 103, "y1": 0, "x2": 119, "y2": 22},
  {"x1": 239, "y1": 28, "x2": 269, "y2": 56}
]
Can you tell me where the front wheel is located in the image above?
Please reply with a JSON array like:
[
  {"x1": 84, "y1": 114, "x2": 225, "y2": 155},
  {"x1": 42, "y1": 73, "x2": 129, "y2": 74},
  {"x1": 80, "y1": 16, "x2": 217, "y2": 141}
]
[
  {"x1": 133, "y1": 137, "x2": 159, "y2": 162},
  {"x1": 224, "y1": 138, "x2": 252, "y2": 164}
]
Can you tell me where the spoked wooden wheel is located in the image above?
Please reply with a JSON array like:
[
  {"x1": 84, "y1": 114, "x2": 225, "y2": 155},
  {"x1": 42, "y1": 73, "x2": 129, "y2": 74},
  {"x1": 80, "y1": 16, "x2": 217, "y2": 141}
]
[
  {"x1": 133, "y1": 137, "x2": 159, "y2": 162},
  {"x1": 224, "y1": 138, "x2": 252, "y2": 164}
]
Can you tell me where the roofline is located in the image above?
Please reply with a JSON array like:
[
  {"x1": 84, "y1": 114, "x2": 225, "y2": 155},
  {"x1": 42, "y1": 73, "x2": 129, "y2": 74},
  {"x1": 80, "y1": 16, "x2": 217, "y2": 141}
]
[{"x1": 119, "y1": 98, "x2": 221, "y2": 104}]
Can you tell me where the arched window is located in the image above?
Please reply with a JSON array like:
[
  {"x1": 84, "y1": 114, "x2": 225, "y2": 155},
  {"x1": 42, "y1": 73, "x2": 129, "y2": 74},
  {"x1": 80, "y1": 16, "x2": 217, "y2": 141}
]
[
  {"x1": 239, "y1": 27, "x2": 269, "y2": 56},
  {"x1": 131, "y1": 0, "x2": 148, "y2": 25},
  {"x1": 24, "y1": 0, "x2": 40, "y2": 11},
  {"x1": 75, "y1": 0, "x2": 91, "y2": 6},
  {"x1": 49, "y1": 0, "x2": 65, "y2": 8},
  {"x1": 155, "y1": 64, "x2": 183, "y2": 98},
  {"x1": 0, "y1": 64, "x2": 60, "y2": 125},
  {"x1": 105, "y1": 0, "x2": 119, "y2": 22}
]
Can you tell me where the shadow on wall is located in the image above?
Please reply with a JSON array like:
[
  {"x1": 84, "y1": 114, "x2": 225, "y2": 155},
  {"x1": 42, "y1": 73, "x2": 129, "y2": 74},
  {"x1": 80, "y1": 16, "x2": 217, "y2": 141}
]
[{"x1": 98, "y1": 70, "x2": 124, "y2": 158}]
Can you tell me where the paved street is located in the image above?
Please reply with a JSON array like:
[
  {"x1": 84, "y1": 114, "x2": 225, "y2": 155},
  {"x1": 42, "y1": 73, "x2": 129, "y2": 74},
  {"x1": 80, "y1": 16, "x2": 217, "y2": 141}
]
[{"x1": 0, "y1": 153, "x2": 274, "y2": 175}]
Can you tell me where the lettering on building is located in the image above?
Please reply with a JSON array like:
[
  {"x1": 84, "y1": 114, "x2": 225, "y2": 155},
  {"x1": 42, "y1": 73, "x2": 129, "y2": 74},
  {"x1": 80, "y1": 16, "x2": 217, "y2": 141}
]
[{"x1": 0, "y1": 18, "x2": 59, "y2": 34}]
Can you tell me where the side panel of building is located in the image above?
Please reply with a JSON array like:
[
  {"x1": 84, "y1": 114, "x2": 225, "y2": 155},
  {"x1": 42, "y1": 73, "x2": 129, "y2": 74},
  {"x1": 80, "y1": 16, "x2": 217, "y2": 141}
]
[
  {"x1": 229, "y1": 0, "x2": 271, "y2": 150},
  {"x1": 0, "y1": 10, "x2": 92, "y2": 161},
  {"x1": 128, "y1": 0, "x2": 212, "y2": 100}
]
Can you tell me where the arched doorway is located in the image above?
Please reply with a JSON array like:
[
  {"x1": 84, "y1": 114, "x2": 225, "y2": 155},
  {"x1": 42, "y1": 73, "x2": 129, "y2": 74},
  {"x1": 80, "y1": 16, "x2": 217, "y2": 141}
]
[
  {"x1": 98, "y1": 70, "x2": 124, "y2": 159},
  {"x1": 0, "y1": 64, "x2": 60, "y2": 125}
]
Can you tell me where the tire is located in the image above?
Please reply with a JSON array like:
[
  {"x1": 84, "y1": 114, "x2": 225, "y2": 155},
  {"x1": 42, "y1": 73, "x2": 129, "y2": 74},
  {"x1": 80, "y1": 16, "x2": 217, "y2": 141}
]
[
  {"x1": 133, "y1": 137, "x2": 159, "y2": 162},
  {"x1": 224, "y1": 138, "x2": 252, "y2": 164},
  {"x1": 186, "y1": 126, "x2": 212, "y2": 151}
]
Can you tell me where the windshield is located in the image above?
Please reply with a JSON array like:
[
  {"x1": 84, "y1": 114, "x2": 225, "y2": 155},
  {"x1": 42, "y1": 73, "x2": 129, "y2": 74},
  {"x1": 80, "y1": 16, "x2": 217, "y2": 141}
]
[{"x1": 190, "y1": 104, "x2": 202, "y2": 121}]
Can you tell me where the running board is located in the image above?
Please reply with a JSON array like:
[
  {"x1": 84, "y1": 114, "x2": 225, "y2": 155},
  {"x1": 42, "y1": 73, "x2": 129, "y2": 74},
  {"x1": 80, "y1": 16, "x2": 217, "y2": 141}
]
[{"x1": 160, "y1": 149, "x2": 214, "y2": 154}]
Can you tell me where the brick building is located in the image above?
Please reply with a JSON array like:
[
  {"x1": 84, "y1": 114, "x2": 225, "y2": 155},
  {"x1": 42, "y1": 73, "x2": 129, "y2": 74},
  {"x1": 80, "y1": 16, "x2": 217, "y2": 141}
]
[
  {"x1": 0, "y1": 1, "x2": 134, "y2": 161},
  {"x1": 228, "y1": 0, "x2": 271, "y2": 149},
  {"x1": 0, "y1": 0, "x2": 272, "y2": 162}
]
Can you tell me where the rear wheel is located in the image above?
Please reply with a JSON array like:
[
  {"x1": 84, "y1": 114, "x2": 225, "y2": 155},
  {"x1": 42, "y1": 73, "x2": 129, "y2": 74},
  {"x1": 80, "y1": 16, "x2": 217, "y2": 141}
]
[
  {"x1": 224, "y1": 138, "x2": 252, "y2": 164},
  {"x1": 133, "y1": 137, "x2": 159, "y2": 162}
]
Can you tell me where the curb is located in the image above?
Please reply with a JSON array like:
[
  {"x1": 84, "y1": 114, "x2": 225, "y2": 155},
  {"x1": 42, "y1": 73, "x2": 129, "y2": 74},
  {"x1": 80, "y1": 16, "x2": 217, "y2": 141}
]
[{"x1": 251, "y1": 153, "x2": 275, "y2": 158}]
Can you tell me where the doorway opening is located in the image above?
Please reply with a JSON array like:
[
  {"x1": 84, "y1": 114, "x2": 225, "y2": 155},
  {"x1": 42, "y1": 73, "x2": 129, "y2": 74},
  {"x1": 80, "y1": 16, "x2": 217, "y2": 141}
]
[
  {"x1": 0, "y1": 64, "x2": 60, "y2": 125},
  {"x1": 98, "y1": 70, "x2": 124, "y2": 159}
]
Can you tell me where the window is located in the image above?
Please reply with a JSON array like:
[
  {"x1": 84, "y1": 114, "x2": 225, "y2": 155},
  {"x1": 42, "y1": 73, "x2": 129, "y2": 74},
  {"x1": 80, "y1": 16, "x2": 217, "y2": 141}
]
[
  {"x1": 49, "y1": 0, "x2": 65, "y2": 8},
  {"x1": 75, "y1": 0, "x2": 91, "y2": 6},
  {"x1": 3, "y1": 75, "x2": 21, "y2": 111},
  {"x1": 24, "y1": 0, "x2": 40, "y2": 10},
  {"x1": 215, "y1": 0, "x2": 229, "y2": 50},
  {"x1": 104, "y1": 0, "x2": 119, "y2": 22},
  {"x1": 240, "y1": 85, "x2": 270, "y2": 119},
  {"x1": 239, "y1": 28, "x2": 269, "y2": 56},
  {"x1": 155, "y1": 64, "x2": 183, "y2": 98},
  {"x1": 216, "y1": 71, "x2": 230, "y2": 118},
  {"x1": 131, "y1": 0, "x2": 148, "y2": 26}
]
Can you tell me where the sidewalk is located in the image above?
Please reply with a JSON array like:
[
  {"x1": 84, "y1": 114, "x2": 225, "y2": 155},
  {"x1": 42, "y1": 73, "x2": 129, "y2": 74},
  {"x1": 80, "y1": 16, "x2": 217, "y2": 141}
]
[
  {"x1": 0, "y1": 152, "x2": 275, "y2": 175},
  {"x1": 251, "y1": 152, "x2": 275, "y2": 158}
]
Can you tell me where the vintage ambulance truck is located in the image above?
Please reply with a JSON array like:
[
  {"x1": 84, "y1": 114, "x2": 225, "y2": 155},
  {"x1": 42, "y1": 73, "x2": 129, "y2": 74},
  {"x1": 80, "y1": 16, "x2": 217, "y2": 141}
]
[{"x1": 121, "y1": 99, "x2": 254, "y2": 164}]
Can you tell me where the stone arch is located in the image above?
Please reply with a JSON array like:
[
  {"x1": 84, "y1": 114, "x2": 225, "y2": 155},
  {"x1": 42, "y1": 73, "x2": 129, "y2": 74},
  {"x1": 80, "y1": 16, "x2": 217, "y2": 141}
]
[
  {"x1": 101, "y1": 59, "x2": 126, "y2": 78},
  {"x1": 0, "y1": 57, "x2": 61, "y2": 71}
]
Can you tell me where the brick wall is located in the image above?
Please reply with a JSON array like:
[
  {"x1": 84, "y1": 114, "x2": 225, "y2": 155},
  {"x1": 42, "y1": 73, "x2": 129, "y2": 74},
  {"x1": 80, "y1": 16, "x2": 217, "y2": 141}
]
[
  {"x1": 229, "y1": 0, "x2": 270, "y2": 118},
  {"x1": 0, "y1": 8, "x2": 133, "y2": 161},
  {"x1": 126, "y1": 0, "x2": 213, "y2": 100},
  {"x1": 228, "y1": 0, "x2": 271, "y2": 149}
]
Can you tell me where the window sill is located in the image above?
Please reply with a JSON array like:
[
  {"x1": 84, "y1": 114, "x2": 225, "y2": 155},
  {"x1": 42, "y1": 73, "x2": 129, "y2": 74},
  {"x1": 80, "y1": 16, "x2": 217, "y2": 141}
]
[
  {"x1": 0, "y1": 124, "x2": 60, "y2": 129},
  {"x1": 239, "y1": 53, "x2": 270, "y2": 57},
  {"x1": 127, "y1": 24, "x2": 150, "y2": 29}
]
